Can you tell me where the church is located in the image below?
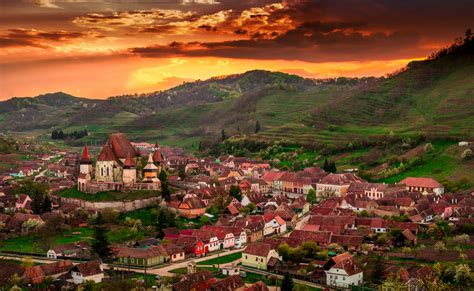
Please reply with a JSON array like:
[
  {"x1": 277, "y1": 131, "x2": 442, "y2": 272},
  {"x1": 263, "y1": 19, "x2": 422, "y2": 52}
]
[{"x1": 77, "y1": 133, "x2": 163, "y2": 194}]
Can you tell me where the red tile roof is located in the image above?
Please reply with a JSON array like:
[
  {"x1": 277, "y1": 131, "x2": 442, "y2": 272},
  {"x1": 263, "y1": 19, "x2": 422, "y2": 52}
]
[
  {"x1": 400, "y1": 177, "x2": 443, "y2": 189},
  {"x1": 244, "y1": 242, "x2": 272, "y2": 257},
  {"x1": 107, "y1": 133, "x2": 136, "y2": 159},
  {"x1": 80, "y1": 145, "x2": 92, "y2": 164},
  {"x1": 97, "y1": 144, "x2": 117, "y2": 162}
]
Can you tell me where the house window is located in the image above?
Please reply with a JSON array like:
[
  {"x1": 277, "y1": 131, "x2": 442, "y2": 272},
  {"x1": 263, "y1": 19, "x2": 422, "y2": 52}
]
[
  {"x1": 245, "y1": 255, "x2": 247, "y2": 259},
  {"x1": 107, "y1": 167, "x2": 110, "y2": 176},
  {"x1": 256, "y1": 257, "x2": 258, "y2": 261},
  {"x1": 131, "y1": 258, "x2": 134, "y2": 263},
  {"x1": 101, "y1": 168, "x2": 104, "y2": 176}
]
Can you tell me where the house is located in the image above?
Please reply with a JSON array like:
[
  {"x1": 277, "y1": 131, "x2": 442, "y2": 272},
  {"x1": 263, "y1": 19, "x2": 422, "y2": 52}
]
[
  {"x1": 222, "y1": 264, "x2": 240, "y2": 276},
  {"x1": 244, "y1": 282, "x2": 270, "y2": 291},
  {"x1": 400, "y1": 177, "x2": 445, "y2": 195},
  {"x1": 316, "y1": 173, "x2": 365, "y2": 197},
  {"x1": 23, "y1": 260, "x2": 73, "y2": 285},
  {"x1": 242, "y1": 242, "x2": 281, "y2": 270},
  {"x1": 68, "y1": 260, "x2": 104, "y2": 284},
  {"x1": 161, "y1": 243, "x2": 185, "y2": 262},
  {"x1": 290, "y1": 230, "x2": 332, "y2": 246},
  {"x1": 114, "y1": 246, "x2": 166, "y2": 267},
  {"x1": 211, "y1": 275, "x2": 245, "y2": 291},
  {"x1": 176, "y1": 195, "x2": 208, "y2": 218},
  {"x1": 175, "y1": 236, "x2": 206, "y2": 257},
  {"x1": 323, "y1": 252, "x2": 363, "y2": 288},
  {"x1": 190, "y1": 229, "x2": 220, "y2": 253},
  {"x1": 7, "y1": 213, "x2": 44, "y2": 232},
  {"x1": 47, "y1": 241, "x2": 90, "y2": 259},
  {"x1": 201, "y1": 225, "x2": 236, "y2": 249},
  {"x1": 263, "y1": 213, "x2": 287, "y2": 235},
  {"x1": 172, "y1": 270, "x2": 217, "y2": 291}
]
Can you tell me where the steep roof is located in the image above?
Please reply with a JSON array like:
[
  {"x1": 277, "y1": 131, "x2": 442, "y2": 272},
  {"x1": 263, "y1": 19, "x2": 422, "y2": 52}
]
[
  {"x1": 107, "y1": 133, "x2": 136, "y2": 159},
  {"x1": 324, "y1": 252, "x2": 362, "y2": 275},
  {"x1": 80, "y1": 145, "x2": 92, "y2": 164},
  {"x1": 97, "y1": 144, "x2": 117, "y2": 162},
  {"x1": 124, "y1": 152, "x2": 136, "y2": 168},
  {"x1": 153, "y1": 148, "x2": 164, "y2": 163},
  {"x1": 144, "y1": 153, "x2": 159, "y2": 170}
]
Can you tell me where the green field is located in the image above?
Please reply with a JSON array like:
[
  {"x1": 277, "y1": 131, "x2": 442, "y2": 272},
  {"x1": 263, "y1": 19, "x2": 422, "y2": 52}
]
[
  {"x1": 58, "y1": 187, "x2": 160, "y2": 202},
  {"x1": 0, "y1": 227, "x2": 93, "y2": 253},
  {"x1": 196, "y1": 252, "x2": 242, "y2": 265}
]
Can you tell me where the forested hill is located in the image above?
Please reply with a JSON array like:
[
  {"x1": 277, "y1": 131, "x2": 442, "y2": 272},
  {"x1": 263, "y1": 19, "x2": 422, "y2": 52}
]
[{"x1": 0, "y1": 35, "x2": 473, "y2": 147}]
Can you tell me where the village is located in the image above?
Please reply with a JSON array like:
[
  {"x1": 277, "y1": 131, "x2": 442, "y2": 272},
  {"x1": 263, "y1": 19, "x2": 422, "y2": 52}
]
[{"x1": 0, "y1": 132, "x2": 472, "y2": 290}]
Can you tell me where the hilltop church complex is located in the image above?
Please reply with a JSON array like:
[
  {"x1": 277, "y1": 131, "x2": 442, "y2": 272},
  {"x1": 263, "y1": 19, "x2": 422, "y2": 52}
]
[{"x1": 77, "y1": 133, "x2": 163, "y2": 193}]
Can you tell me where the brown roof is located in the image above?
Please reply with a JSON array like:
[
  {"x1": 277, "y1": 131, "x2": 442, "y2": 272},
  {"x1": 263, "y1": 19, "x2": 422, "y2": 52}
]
[
  {"x1": 97, "y1": 144, "x2": 117, "y2": 162},
  {"x1": 153, "y1": 149, "x2": 164, "y2": 163},
  {"x1": 211, "y1": 275, "x2": 245, "y2": 291},
  {"x1": 107, "y1": 133, "x2": 136, "y2": 160},
  {"x1": 402, "y1": 229, "x2": 417, "y2": 241},
  {"x1": 114, "y1": 246, "x2": 164, "y2": 259},
  {"x1": 244, "y1": 242, "x2": 272, "y2": 257},
  {"x1": 244, "y1": 281, "x2": 270, "y2": 291},
  {"x1": 172, "y1": 270, "x2": 216, "y2": 291},
  {"x1": 71, "y1": 260, "x2": 102, "y2": 277},
  {"x1": 324, "y1": 252, "x2": 362, "y2": 275},
  {"x1": 320, "y1": 173, "x2": 365, "y2": 185},
  {"x1": 400, "y1": 177, "x2": 443, "y2": 189}
]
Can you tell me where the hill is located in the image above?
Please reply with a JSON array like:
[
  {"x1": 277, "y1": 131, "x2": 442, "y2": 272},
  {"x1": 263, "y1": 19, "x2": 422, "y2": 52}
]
[{"x1": 0, "y1": 36, "x2": 473, "y2": 149}]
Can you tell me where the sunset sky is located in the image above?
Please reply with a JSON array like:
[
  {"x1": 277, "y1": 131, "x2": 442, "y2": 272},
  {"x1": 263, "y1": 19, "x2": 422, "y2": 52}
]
[{"x1": 1, "y1": 0, "x2": 472, "y2": 100}]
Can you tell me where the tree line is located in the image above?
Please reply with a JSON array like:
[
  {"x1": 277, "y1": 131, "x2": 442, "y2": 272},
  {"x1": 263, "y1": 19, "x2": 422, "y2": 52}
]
[{"x1": 51, "y1": 129, "x2": 88, "y2": 140}]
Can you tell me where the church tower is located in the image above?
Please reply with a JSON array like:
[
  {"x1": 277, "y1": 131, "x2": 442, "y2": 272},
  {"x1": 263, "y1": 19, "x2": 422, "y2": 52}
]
[
  {"x1": 79, "y1": 145, "x2": 93, "y2": 176},
  {"x1": 152, "y1": 141, "x2": 164, "y2": 172},
  {"x1": 122, "y1": 153, "x2": 137, "y2": 186},
  {"x1": 143, "y1": 153, "x2": 159, "y2": 182}
]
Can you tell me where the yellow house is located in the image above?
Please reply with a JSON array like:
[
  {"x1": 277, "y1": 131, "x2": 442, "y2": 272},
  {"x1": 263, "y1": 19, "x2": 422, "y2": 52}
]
[{"x1": 242, "y1": 242, "x2": 280, "y2": 270}]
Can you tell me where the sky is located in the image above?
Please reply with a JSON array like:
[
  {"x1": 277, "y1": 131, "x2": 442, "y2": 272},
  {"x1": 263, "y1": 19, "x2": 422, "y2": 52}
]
[{"x1": 0, "y1": 0, "x2": 472, "y2": 100}]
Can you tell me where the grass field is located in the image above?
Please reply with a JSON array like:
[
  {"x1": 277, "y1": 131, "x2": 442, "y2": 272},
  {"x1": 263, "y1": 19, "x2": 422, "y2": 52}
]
[
  {"x1": 58, "y1": 187, "x2": 159, "y2": 202},
  {"x1": 0, "y1": 227, "x2": 93, "y2": 253},
  {"x1": 119, "y1": 207, "x2": 157, "y2": 226},
  {"x1": 196, "y1": 252, "x2": 242, "y2": 265}
]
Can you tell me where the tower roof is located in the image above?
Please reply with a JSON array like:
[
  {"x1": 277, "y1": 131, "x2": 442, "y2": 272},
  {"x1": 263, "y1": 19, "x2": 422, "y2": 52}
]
[
  {"x1": 152, "y1": 149, "x2": 164, "y2": 163},
  {"x1": 124, "y1": 152, "x2": 136, "y2": 168},
  {"x1": 97, "y1": 144, "x2": 117, "y2": 162},
  {"x1": 144, "y1": 153, "x2": 158, "y2": 171},
  {"x1": 80, "y1": 145, "x2": 92, "y2": 164}
]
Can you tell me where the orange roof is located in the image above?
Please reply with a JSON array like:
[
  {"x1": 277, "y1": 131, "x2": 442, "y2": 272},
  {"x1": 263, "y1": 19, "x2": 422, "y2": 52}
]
[
  {"x1": 400, "y1": 177, "x2": 443, "y2": 189},
  {"x1": 97, "y1": 144, "x2": 116, "y2": 162},
  {"x1": 124, "y1": 152, "x2": 135, "y2": 168}
]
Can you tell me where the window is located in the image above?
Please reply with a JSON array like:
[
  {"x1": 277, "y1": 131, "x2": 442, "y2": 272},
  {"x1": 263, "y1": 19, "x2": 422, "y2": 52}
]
[
  {"x1": 101, "y1": 168, "x2": 104, "y2": 176},
  {"x1": 107, "y1": 167, "x2": 110, "y2": 176},
  {"x1": 245, "y1": 255, "x2": 247, "y2": 259}
]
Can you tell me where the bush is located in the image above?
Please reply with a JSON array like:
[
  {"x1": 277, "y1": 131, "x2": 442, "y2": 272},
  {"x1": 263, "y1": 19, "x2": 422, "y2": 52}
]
[{"x1": 461, "y1": 148, "x2": 472, "y2": 160}]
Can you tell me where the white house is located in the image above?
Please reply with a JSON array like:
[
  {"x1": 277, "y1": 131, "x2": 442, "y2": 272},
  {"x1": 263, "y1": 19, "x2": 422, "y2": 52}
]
[
  {"x1": 324, "y1": 253, "x2": 363, "y2": 288},
  {"x1": 69, "y1": 260, "x2": 104, "y2": 284}
]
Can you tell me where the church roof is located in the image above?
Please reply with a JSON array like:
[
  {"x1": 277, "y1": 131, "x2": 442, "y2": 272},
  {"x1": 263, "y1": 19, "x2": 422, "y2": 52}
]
[
  {"x1": 80, "y1": 145, "x2": 92, "y2": 164},
  {"x1": 97, "y1": 144, "x2": 117, "y2": 162},
  {"x1": 107, "y1": 133, "x2": 136, "y2": 160}
]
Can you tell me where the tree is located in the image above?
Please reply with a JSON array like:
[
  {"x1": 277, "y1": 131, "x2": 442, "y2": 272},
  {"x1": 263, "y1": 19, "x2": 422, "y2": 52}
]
[
  {"x1": 434, "y1": 241, "x2": 447, "y2": 253},
  {"x1": 229, "y1": 185, "x2": 242, "y2": 201},
  {"x1": 221, "y1": 129, "x2": 227, "y2": 141},
  {"x1": 22, "y1": 257, "x2": 34, "y2": 268},
  {"x1": 42, "y1": 196, "x2": 52, "y2": 213},
  {"x1": 155, "y1": 207, "x2": 177, "y2": 233},
  {"x1": 16, "y1": 180, "x2": 49, "y2": 215},
  {"x1": 91, "y1": 213, "x2": 112, "y2": 260},
  {"x1": 455, "y1": 264, "x2": 473, "y2": 287},
  {"x1": 371, "y1": 255, "x2": 385, "y2": 284},
  {"x1": 306, "y1": 189, "x2": 317, "y2": 205},
  {"x1": 281, "y1": 273, "x2": 294, "y2": 291},
  {"x1": 322, "y1": 159, "x2": 329, "y2": 172},
  {"x1": 255, "y1": 121, "x2": 261, "y2": 134},
  {"x1": 159, "y1": 170, "x2": 170, "y2": 202}
]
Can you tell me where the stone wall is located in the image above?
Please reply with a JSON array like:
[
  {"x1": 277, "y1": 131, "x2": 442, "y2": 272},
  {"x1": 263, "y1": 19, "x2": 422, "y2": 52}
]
[{"x1": 56, "y1": 196, "x2": 160, "y2": 212}]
